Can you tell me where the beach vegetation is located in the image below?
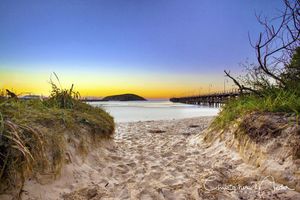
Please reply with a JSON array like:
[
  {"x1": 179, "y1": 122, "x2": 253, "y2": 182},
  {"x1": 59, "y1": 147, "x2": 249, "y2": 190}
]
[
  {"x1": 46, "y1": 72, "x2": 80, "y2": 109},
  {"x1": 213, "y1": 0, "x2": 300, "y2": 129},
  {"x1": 0, "y1": 76, "x2": 114, "y2": 196},
  {"x1": 212, "y1": 88, "x2": 300, "y2": 129}
]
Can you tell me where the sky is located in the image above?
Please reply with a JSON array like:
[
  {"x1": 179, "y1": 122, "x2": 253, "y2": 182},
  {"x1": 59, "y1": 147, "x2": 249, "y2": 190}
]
[{"x1": 0, "y1": 0, "x2": 285, "y2": 99}]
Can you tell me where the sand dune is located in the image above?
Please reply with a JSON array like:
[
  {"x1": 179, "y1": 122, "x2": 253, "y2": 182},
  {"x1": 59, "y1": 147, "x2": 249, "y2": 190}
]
[{"x1": 21, "y1": 117, "x2": 300, "y2": 199}]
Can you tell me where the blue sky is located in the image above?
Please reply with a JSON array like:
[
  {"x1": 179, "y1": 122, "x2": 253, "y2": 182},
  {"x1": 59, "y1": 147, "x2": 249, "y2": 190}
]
[{"x1": 0, "y1": 0, "x2": 285, "y2": 98}]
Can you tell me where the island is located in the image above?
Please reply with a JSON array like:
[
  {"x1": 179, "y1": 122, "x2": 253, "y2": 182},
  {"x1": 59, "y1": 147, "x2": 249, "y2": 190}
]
[{"x1": 102, "y1": 93, "x2": 147, "y2": 101}]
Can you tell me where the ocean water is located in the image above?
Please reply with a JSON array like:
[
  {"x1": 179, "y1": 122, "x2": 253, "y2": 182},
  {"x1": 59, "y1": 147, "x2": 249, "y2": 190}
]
[{"x1": 88, "y1": 100, "x2": 220, "y2": 122}]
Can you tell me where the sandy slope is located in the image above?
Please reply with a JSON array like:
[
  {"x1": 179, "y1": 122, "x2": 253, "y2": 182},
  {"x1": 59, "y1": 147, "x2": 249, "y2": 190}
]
[{"x1": 20, "y1": 117, "x2": 300, "y2": 200}]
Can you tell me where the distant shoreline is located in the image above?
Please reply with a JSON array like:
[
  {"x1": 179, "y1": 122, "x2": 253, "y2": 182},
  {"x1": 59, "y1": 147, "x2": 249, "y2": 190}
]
[{"x1": 87, "y1": 100, "x2": 219, "y2": 122}]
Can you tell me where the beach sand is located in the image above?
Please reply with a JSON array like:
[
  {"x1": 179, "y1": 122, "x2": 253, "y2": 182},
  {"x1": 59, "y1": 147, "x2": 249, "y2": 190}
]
[{"x1": 21, "y1": 117, "x2": 300, "y2": 199}]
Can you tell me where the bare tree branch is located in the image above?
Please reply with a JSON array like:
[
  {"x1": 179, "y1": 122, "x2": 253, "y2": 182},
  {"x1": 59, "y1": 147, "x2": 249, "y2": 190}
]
[
  {"x1": 224, "y1": 70, "x2": 261, "y2": 95},
  {"x1": 225, "y1": 0, "x2": 300, "y2": 95}
]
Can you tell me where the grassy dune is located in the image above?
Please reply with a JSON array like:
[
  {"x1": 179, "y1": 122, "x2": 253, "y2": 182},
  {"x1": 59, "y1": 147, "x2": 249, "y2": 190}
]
[
  {"x1": 0, "y1": 85, "x2": 114, "y2": 197},
  {"x1": 212, "y1": 88, "x2": 300, "y2": 129}
]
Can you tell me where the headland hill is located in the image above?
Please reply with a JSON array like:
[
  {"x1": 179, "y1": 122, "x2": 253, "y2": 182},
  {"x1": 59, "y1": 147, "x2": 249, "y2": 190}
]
[{"x1": 80, "y1": 93, "x2": 147, "y2": 102}]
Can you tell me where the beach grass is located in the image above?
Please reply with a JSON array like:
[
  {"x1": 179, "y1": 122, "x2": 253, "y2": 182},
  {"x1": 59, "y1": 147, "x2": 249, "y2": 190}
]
[
  {"x1": 0, "y1": 84, "x2": 114, "y2": 195},
  {"x1": 212, "y1": 88, "x2": 300, "y2": 129}
]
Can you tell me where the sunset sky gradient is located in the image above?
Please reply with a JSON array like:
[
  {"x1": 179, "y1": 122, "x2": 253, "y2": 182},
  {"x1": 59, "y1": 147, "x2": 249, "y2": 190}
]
[{"x1": 0, "y1": 0, "x2": 284, "y2": 98}]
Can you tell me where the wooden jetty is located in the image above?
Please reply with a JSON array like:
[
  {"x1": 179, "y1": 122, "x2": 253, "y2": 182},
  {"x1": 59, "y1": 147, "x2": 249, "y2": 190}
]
[{"x1": 170, "y1": 89, "x2": 242, "y2": 106}]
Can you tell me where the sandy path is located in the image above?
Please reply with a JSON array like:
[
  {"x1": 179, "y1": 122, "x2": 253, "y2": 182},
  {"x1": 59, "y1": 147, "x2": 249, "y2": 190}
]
[{"x1": 22, "y1": 117, "x2": 300, "y2": 200}]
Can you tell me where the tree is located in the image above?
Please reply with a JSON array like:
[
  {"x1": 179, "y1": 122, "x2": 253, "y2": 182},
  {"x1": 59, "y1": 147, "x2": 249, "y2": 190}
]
[
  {"x1": 225, "y1": 0, "x2": 300, "y2": 94},
  {"x1": 282, "y1": 46, "x2": 300, "y2": 88}
]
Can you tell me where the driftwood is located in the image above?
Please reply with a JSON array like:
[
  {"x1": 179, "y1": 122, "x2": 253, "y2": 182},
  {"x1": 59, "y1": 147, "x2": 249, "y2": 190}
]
[{"x1": 6, "y1": 89, "x2": 17, "y2": 99}]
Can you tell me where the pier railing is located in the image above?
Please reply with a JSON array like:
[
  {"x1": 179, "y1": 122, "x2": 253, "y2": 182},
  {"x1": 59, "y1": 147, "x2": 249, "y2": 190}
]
[{"x1": 170, "y1": 89, "x2": 242, "y2": 105}]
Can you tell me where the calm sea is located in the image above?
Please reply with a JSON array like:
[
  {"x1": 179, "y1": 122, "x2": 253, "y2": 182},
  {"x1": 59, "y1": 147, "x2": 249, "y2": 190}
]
[{"x1": 88, "y1": 100, "x2": 219, "y2": 122}]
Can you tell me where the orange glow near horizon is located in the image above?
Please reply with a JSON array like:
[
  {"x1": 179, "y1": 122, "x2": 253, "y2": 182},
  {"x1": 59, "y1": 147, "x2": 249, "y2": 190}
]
[{"x1": 0, "y1": 68, "x2": 231, "y2": 99}]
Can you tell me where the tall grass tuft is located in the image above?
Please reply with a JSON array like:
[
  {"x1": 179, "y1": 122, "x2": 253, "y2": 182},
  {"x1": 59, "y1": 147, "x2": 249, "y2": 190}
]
[{"x1": 46, "y1": 73, "x2": 80, "y2": 109}]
